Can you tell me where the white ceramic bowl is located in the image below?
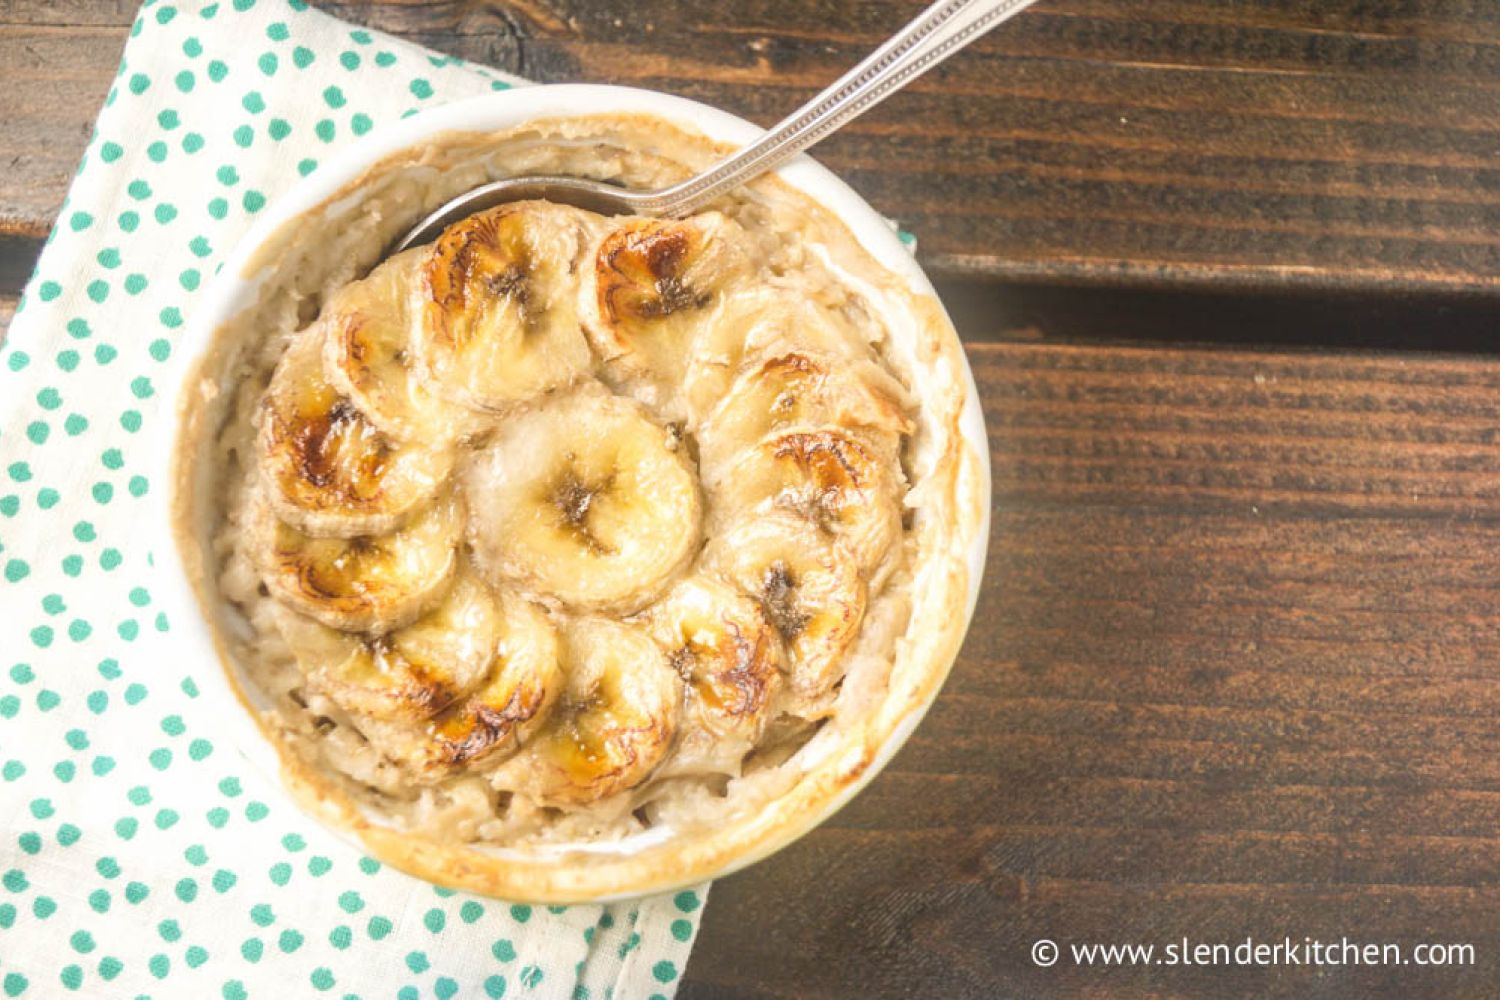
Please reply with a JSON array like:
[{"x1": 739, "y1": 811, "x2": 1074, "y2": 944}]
[{"x1": 155, "y1": 83, "x2": 991, "y2": 901}]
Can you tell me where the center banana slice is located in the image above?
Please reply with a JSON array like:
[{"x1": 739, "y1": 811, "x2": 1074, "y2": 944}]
[
  {"x1": 463, "y1": 391, "x2": 701, "y2": 614},
  {"x1": 510, "y1": 618, "x2": 682, "y2": 807},
  {"x1": 259, "y1": 325, "x2": 453, "y2": 539},
  {"x1": 415, "y1": 201, "x2": 595, "y2": 410},
  {"x1": 276, "y1": 566, "x2": 499, "y2": 722},
  {"x1": 641, "y1": 575, "x2": 782, "y2": 777},
  {"x1": 322, "y1": 248, "x2": 481, "y2": 443},
  {"x1": 251, "y1": 490, "x2": 463, "y2": 633},
  {"x1": 719, "y1": 427, "x2": 903, "y2": 574},
  {"x1": 707, "y1": 513, "x2": 866, "y2": 705},
  {"x1": 580, "y1": 213, "x2": 749, "y2": 396}
]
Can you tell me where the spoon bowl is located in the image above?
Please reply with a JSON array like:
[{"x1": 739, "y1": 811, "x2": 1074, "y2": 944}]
[{"x1": 392, "y1": 176, "x2": 657, "y2": 254}]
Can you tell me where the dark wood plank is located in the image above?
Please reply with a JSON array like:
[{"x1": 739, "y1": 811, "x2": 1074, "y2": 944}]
[
  {"x1": 8, "y1": 2, "x2": 1500, "y2": 292},
  {"x1": 682, "y1": 341, "x2": 1500, "y2": 999}
]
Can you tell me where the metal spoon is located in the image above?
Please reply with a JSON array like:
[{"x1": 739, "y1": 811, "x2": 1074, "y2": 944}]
[{"x1": 392, "y1": 0, "x2": 1038, "y2": 253}]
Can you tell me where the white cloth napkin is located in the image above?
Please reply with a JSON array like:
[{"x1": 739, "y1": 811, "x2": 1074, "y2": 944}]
[{"x1": 0, "y1": 1, "x2": 707, "y2": 997}]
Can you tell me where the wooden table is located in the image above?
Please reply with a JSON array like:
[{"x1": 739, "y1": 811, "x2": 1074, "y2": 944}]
[{"x1": 4, "y1": 3, "x2": 1499, "y2": 997}]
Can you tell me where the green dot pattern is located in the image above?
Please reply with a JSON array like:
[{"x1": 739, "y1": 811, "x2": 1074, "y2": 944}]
[{"x1": 0, "y1": 0, "x2": 705, "y2": 997}]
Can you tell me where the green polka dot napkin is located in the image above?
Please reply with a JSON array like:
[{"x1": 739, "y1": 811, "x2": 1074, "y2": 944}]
[{"x1": 0, "y1": 1, "x2": 708, "y2": 997}]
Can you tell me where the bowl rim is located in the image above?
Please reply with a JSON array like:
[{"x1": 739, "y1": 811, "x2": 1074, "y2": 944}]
[{"x1": 154, "y1": 81, "x2": 993, "y2": 902}]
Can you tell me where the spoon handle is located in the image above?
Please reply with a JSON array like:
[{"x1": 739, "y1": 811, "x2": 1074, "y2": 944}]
[{"x1": 641, "y1": 0, "x2": 1040, "y2": 217}]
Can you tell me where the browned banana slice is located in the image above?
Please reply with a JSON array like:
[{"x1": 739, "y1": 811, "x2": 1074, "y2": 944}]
[
  {"x1": 250, "y1": 491, "x2": 462, "y2": 633},
  {"x1": 719, "y1": 427, "x2": 903, "y2": 574},
  {"x1": 698, "y1": 345, "x2": 913, "y2": 476},
  {"x1": 359, "y1": 591, "x2": 562, "y2": 780},
  {"x1": 259, "y1": 326, "x2": 452, "y2": 539},
  {"x1": 275, "y1": 566, "x2": 499, "y2": 722},
  {"x1": 682, "y1": 295, "x2": 878, "y2": 427},
  {"x1": 706, "y1": 513, "x2": 865, "y2": 702},
  {"x1": 580, "y1": 212, "x2": 748, "y2": 392},
  {"x1": 512, "y1": 618, "x2": 682, "y2": 806},
  {"x1": 415, "y1": 201, "x2": 595, "y2": 410},
  {"x1": 322, "y1": 249, "x2": 481, "y2": 442},
  {"x1": 642, "y1": 575, "x2": 782, "y2": 776}
]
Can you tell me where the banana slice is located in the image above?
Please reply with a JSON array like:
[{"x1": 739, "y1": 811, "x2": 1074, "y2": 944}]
[
  {"x1": 513, "y1": 618, "x2": 682, "y2": 806},
  {"x1": 463, "y1": 390, "x2": 701, "y2": 614},
  {"x1": 707, "y1": 513, "x2": 865, "y2": 702},
  {"x1": 259, "y1": 325, "x2": 453, "y2": 538},
  {"x1": 641, "y1": 575, "x2": 781, "y2": 777},
  {"x1": 580, "y1": 212, "x2": 749, "y2": 392},
  {"x1": 275, "y1": 566, "x2": 499, "y2": 722},
  {"x1": 359, "y1": 591, "x2": 562, "y2": 781},
  {"x1": 415, "y1": 201, "x2": 595, "y2": 410},
  {"x1": 322, "y1": 248, "x2": 480, "y2": 443},
  {"x1": 251, "y1": 491, "x2": 463, "y2": 633},
  {"x1": 698, "y1": 345, "x2": 913, "y2": 476},
  {"x1": 682, "y1": 295, "x2": 877, "y2": 427},
  {"x1": 718, "y1": 427, "x2": 903, "y2": 574},
  {"x1": 420, "y1": 593, "x2": 561, "y2": 770}
]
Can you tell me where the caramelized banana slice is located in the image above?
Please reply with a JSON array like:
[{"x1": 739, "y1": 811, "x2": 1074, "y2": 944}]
[
  {"x1": 699, "y1": 345, "x2": 913, "y2": 475},
  {"x1": 360, "y1": 591, "x2": 562, "y2": 780},
  {"x1": 682, "y1": 295, "x2": 876, "y2": 427},
  {"x1": 720, "y1": 427, "x2": 903, "y2": 574},
  {"x1": 581, "y1": 212, "x2": 749, "y2": 389},
  {"x1": 463, "y1": 391, "x2": 700, "y2": 614},
  {"x1": 420, "y1": 593, "x2": 560, "y2": 771},
  {"x1": 415, "y1": 201, "x2": 595, "y2": 410},
  {"x1": 322, "y1": 249, "x2": 479, "y2": 442},
  {"x1": 707, "y1": 513, "x2": 865, "y2": 702},
  {"x1": 251, "y1": 491, "x2": 462, "y2": 633},
  {"x1": 275, "y1": 566, "x2": 499, "y2": 722},
  {"x1": 259, "y1": 326, "x2": 453, "y2": 538},
  {"x1": 515, "y1": 618, "x2": 682, "y2": 806},
  {"x1": 642, "y1": 575, "x2": 781, "y2": 776}
]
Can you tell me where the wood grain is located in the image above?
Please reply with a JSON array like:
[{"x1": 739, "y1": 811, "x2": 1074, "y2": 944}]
[
  {"x1": 7, "y1": 1, "x2": 1500, "y2": 292},
  {"x1": 683, "y1": 341, "x2": 1500, "y2": 999},
  {"x1": 0, "y1": 20, "x2": 120, "y2": 240}
]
